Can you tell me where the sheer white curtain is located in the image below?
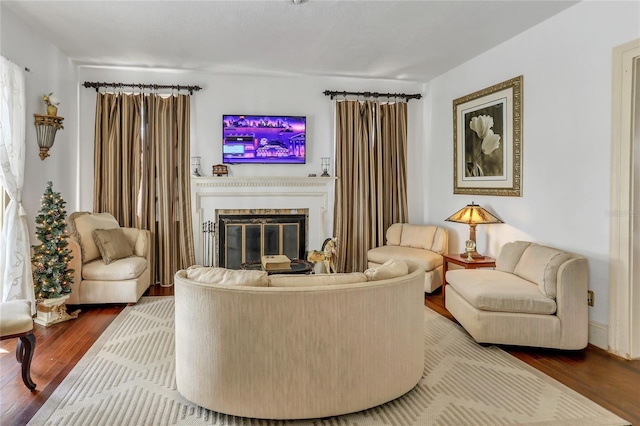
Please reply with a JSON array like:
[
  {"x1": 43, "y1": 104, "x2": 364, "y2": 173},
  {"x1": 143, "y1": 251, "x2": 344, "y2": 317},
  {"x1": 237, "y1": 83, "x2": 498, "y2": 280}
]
[{"x1": 0, "y1": 56, "x2": 35, "y2": 314}]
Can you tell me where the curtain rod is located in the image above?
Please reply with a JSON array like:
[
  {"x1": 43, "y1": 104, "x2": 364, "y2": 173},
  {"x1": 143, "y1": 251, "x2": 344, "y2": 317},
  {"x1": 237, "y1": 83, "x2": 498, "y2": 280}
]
[
  {"x1": 323, "y1": 90, "x2": 422, "y2": 101},
  {"x1": 82, "y1": 81, "x2": 202, "y2": 95}
]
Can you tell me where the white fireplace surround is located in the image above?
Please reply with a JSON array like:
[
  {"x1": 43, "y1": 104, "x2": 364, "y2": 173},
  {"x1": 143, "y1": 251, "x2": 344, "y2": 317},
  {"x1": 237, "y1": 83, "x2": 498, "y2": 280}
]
[{"x1": 190, "y1": 176, "x2": 336, "y2": 266}]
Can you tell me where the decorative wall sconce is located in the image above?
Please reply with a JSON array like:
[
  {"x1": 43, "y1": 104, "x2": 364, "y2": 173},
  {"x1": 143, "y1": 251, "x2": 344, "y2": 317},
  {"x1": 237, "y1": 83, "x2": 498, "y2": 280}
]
[{"x1": 34, "y1": 114, "x2": 64, "y2": 160}]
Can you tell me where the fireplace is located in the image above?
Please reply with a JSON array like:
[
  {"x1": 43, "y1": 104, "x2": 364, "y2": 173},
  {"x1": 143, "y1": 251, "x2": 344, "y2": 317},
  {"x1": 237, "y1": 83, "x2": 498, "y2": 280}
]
[
  {"x1": 190, "y1": 176, "x2": 335, "y2": 267},
  {"x1": 215, "y1": 209, "x2": 308, "y2": 269}
]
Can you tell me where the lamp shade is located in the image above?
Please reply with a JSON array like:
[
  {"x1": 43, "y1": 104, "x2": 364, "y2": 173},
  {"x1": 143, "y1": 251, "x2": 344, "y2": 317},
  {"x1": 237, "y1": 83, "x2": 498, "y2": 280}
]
[
  {"x1": 445, "y1": 202, "x2": 502, "y2": 258},
  {"x1": 445, "y1": 202, "x2": 502, "y2": 225}
]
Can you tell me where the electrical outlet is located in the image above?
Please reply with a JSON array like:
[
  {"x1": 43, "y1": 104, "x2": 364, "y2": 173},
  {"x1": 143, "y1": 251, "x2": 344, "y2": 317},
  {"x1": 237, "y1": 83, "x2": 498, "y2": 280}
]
[{"x1": 587, "y1": 290, "x2": 594, "y2": 307}]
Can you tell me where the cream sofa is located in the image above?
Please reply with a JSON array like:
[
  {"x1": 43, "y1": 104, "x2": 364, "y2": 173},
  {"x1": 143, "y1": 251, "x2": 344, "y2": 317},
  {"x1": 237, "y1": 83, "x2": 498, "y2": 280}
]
[
  {"x1": 445, "y1": 241, "x2": 588, "y2": 350},
  {"x1": 66, "y1": 212, "x2": 151, "y2": 305},
  {"x1": 367, "y1": 223, "x2": 447, "y2": 293},
  {"x1": 174, "y1": 260, "x2": 424, "y2": 420}
]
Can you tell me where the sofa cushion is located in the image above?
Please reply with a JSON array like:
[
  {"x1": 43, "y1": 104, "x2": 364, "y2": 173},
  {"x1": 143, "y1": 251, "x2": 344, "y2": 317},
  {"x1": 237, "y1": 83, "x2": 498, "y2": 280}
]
[
  {"x1": 269, "y1": 272, "x2": 367, "y2": 287},
  {"x1": 93, "y1": 228, "x2": 134, "y2": 265},
  {"x1": 446, "y1": 269, "x2": 557, "y2": 315},
  {"x1": 386, "y1": 223, "x2": 403, "y2": 246},
  {"x1": 365, "y1": 259, "x2": 408, "y2": 281},
  {"x1": 400, "y1": 224, "x2": 435, "y2": 251},
  {"x1": 368, "y1": 245, "x2": 443, "y2": 271},
  {"x1": 0, "y1": 300, "x2": 33, "y2": 336},
  {"x1": 82, "y1": 256, "x2": 147, "y2": 281},
  {"x1": 513, "y1": 244, "x2": 571, "y2": 298},
  {"x1": 496, "y1": 241, "x2": 532, "y2": 273},
  {"x1": 186, "y1": 266, "x2": 269, "y2": 287},
  {"x1": 70, "y1": 212, "x2": 121, "y2": 263}
]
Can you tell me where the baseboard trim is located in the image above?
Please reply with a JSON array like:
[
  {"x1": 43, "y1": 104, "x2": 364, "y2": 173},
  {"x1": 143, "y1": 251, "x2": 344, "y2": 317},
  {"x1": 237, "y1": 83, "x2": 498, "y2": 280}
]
[{"x1": 588, "y1": 320, "x2": 608, "y2": 350}]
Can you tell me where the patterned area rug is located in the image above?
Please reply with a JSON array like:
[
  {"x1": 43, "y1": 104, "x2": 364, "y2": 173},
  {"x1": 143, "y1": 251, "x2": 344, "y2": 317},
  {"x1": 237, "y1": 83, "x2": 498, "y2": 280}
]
[{"x1": 28, "y1": 297, "x2": 628, "y2": 426}]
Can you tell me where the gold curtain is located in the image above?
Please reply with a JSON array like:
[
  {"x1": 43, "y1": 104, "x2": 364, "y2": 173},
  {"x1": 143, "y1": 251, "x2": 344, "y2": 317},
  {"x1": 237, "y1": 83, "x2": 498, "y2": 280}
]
[
  {"x1": 93, "y1": 92, "x2": 195, "y2": 286},
  {"x1": 150, "y1": 94, "x2": 195, "y2": 285},
  {"x1": 334, "y1": 100, "x2": 408, "y2": 272}
]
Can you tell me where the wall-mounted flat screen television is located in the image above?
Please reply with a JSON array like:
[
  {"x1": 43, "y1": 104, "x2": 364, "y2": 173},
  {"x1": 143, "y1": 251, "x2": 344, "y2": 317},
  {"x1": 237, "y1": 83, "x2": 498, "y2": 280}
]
[{"x1": 222, "y1": 115, "x2": 306, "y2": 164}]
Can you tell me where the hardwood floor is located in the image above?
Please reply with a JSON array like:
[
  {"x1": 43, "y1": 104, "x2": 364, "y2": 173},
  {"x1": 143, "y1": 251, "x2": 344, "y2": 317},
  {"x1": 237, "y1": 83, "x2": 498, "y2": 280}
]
[{"x1": 1, "y1": 286, "x2": 638, "y2": 425}]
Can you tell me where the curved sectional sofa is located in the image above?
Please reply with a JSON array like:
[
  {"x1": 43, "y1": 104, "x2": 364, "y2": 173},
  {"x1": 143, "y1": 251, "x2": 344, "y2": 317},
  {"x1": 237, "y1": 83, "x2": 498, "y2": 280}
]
[{"x1": 174, "y1": 261, "x2": 424, "y2": 420}]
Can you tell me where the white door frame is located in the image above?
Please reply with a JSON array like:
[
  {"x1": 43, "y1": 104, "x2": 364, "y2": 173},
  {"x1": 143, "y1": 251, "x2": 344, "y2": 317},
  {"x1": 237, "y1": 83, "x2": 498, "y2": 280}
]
[{"x1": 609, "y1": 38, "x2": 640, "y2": 360}]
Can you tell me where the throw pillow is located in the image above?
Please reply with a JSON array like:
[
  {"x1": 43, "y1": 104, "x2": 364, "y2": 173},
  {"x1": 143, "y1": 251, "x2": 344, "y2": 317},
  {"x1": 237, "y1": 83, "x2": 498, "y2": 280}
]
[
  {"x1": 186, "y1": 266, "x2": 269, "y2": 287},
  {"x1": 364, "y1": 259, "x2": 409, "y2": 281},
  {"x1": 92, "y1": 228, "x2": 134, "y2": 265}
]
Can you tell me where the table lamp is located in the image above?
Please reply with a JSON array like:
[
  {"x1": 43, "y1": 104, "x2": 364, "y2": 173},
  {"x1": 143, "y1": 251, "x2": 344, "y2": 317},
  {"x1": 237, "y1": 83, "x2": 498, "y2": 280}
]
[{"x1": 445, "y1": 202, "x2": 503, "y2": 258}]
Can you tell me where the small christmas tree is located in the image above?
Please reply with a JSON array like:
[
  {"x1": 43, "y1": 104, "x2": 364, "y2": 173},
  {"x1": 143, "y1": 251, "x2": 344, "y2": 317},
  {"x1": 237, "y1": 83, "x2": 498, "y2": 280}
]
[{"x1": 32, "y1": 181, "x2": 74, "y2": 299}]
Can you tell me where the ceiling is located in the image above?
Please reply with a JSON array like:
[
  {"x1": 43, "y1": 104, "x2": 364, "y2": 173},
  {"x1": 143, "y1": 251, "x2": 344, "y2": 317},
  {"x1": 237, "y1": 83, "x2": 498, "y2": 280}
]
[{"x1": 5, "y1": 0, "x2": 579, "y2": 83}]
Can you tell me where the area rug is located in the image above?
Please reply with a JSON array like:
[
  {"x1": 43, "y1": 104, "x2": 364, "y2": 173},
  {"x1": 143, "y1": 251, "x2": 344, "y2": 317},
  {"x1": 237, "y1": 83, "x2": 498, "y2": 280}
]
[{"x1": 28, "y1": 297, "x2": 629, "y2": 426}]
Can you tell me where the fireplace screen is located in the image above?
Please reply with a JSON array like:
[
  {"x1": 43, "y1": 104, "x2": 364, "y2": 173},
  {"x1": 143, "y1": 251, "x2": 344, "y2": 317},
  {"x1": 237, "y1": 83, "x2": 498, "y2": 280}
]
[{"x1": 218, "y1": 214, "x2": 307, "y2": 269}]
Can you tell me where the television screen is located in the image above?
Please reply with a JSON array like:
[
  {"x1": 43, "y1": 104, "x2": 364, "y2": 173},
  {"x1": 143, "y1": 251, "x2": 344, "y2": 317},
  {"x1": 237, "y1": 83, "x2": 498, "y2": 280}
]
[{"x1": 222, "y1": 115, "x2": 306, "y2": 164}]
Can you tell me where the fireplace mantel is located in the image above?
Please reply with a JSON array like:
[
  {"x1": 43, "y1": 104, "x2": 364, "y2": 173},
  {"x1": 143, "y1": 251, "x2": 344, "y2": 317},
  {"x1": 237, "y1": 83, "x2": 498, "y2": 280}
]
[
  {"x1": 190, "y1": 176, "x2": 336, "y2": 265},
  {"x1": 191, "y1": 176, "x2": 335, "y2": 189}
]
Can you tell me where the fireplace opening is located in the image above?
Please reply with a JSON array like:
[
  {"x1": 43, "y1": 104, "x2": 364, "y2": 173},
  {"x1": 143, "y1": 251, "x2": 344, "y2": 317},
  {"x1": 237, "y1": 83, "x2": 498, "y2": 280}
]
[{"x1": 217, "y1": 211, "x2": 307, "y2": 269}]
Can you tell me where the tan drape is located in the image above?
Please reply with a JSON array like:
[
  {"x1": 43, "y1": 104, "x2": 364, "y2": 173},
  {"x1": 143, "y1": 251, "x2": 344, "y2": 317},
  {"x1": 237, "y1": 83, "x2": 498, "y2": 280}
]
[
  {"x1": 334, "y1": 100, "x2": 408, "y2": 272},
  {"x1": 93, "y1": 92, "x2": 195, "y2": 286},
  {"x1": 150, "y1": 95, "x2": 195, "y2": 285}
]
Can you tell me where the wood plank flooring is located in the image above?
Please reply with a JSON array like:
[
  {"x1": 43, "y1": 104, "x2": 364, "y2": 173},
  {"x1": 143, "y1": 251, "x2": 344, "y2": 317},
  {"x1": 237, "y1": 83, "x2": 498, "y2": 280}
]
[{"x1": 1, "y1": 286, "x2": 638, "y2": 425}]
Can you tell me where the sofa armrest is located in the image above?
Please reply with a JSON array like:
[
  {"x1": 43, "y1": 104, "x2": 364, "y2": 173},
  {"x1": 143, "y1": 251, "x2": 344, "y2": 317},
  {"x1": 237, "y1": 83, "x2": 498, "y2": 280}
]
[
  {"x1": 555, "y1": 257, "x2": 589, "y2": 349},
  {"x1": 120, "y1": 228, "x2": 150, "y2": 257},
  {"x1": 67, "y1": 237, "x2": 83, "y2": 290}
]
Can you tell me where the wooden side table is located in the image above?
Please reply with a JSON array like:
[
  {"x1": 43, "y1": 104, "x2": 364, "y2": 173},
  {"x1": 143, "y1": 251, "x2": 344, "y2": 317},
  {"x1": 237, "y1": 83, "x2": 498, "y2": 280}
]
[{"x1": 442, "y1": 254, "x2": 496, "y2": 301}]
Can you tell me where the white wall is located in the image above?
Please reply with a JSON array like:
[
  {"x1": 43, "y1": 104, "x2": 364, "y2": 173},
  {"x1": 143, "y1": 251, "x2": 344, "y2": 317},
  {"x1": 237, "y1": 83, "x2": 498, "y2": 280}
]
[
  {"x1": 0, "y1": 5, "x2": 78, "y2": 245},
  {"x1": 77, "y1": 67, "x2": 426, "y2": 225},
  {"x1": 424, "y1": 1, "x2": 640, "y2": 328}
]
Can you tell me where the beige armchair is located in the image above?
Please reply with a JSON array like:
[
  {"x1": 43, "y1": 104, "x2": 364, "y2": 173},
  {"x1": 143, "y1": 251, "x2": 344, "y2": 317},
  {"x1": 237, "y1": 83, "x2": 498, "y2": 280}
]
[
  {"x1": 367, "y1": 223, "x2": 448, "y2": 293},
  {"x1": 66, "y1": 212, "x2": 151, "y2": 305}
]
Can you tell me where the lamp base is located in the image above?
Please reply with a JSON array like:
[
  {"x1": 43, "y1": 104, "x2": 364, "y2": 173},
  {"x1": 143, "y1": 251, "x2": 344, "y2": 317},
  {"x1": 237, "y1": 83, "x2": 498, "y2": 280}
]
[{"x1": 460, "y1": 250, "x2": 486, "y2": 259}]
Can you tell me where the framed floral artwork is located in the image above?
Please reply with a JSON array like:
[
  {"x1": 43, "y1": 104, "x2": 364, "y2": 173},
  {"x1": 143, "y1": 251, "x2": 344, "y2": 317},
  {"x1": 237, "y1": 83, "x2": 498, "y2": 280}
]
[{"x1": 453, "y1": 75, "x2": 523, "y2": 196}]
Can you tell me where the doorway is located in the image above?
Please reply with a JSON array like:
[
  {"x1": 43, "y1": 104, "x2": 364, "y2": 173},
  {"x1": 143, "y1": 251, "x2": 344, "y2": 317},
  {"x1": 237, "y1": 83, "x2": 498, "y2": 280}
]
[{"x1": 609, "y1": 39, "x2": 640, "y2": 360}]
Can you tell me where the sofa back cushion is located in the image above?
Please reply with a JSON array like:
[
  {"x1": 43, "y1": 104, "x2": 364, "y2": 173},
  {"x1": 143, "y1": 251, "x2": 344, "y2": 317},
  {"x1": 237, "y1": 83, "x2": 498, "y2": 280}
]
[
  {"x1": 386, "y1": 223, "x2": 446, "y2": 254},
  {"x1": 513, "y1": 244, "x2": 571, "y2": 298},
  {"x1": 269, "y1": 272, "x2": 367, "y2": 287},
  {"x1": 496, "y1": 241, "x2": 532, "y2": 273},
  {"x1": 400, "y1": 224, "x2": 436, "y2": 250},
  {"x1": 364, "y1": 259, "x2": 408, "y2": 281},
  {"x1": 70, "y1": 212, "x2": 121, "y2": 263},
  {"x1": 386, "y1": 223, "x2": 403, "y2": 246},
  {"x1": 186, "y1": 266, "x2": 269, "y2": 287}
]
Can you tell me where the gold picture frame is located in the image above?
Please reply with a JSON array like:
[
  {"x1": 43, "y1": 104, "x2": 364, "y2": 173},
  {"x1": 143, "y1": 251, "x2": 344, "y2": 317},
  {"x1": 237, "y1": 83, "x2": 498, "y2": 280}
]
[{"x1": 453, "y1": 75, "x2": 523, "y2": 196}]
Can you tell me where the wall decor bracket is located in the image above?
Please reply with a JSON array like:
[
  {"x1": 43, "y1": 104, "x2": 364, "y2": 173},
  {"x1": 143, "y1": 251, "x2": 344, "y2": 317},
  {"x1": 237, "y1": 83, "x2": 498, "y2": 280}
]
[{"x1": 34, "y1": 114, "x2": 64, "y2": 160}]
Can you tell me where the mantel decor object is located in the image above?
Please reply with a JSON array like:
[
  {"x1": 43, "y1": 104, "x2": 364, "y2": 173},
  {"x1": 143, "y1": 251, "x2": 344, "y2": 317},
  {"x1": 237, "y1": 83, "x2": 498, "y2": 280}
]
[
  {"x1": 445, "y1": 202, "x2": 503, "y2": 258},
  {"x1": 191, "y1": 156, "x2": 202, "y2": 176},
  {"x1": 321, "y1": 157, "x2": 331, "y2": 177},
  {"x1": 213, "y1": 164, "x2": 229, "y2": 176}
]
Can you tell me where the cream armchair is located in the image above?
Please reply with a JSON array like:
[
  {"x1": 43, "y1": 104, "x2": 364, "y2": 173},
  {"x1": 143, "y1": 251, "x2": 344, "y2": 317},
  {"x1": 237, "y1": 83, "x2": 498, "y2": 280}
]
[
  {"x1": 367, "y1": 223, "x2": 448, "y2": 293},
  {"x1": 66, "y1": 212, "x2": 151, "y2": 305}
]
